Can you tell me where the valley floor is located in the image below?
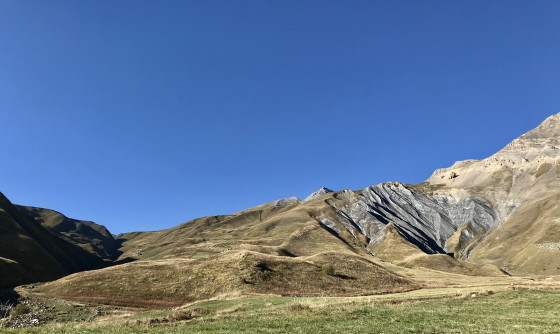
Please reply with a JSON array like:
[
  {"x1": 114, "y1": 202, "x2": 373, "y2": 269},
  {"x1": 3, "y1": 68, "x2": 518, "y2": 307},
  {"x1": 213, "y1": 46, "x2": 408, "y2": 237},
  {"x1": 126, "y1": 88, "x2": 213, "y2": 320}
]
[
  {"x1": 2, "y1": 289, "x2": 560, "y2": 333},
  {"x1": 2, "y1": 270, "x2": 560, "y2": 333}
]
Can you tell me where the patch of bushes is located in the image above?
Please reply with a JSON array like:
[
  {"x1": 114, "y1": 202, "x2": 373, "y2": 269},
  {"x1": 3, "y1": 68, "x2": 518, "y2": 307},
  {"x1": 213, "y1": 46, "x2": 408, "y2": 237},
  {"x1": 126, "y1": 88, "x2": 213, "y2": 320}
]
[
  {"x1": 289, "y1": 303, "x2": 311, "y2": 312},
  {"x1": 11, "y1": 304, "x2": 30, "y2": 317},
  {"x1": 172, "y1": 309, "x2": 193, "y2": 321},
  {"x1": 321, "y1": 264, "x2": 335, "y2": 276}
]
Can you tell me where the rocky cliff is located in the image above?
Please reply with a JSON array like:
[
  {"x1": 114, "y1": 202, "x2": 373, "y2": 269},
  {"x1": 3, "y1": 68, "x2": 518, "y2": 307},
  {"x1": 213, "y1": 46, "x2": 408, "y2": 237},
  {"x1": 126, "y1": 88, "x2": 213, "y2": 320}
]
[
  {"x1": 307, "y1": 113, "x2": 560, "y2": 273},
  {"x1": 316, "y1": 183, "x2": 498, "y2": 259}
]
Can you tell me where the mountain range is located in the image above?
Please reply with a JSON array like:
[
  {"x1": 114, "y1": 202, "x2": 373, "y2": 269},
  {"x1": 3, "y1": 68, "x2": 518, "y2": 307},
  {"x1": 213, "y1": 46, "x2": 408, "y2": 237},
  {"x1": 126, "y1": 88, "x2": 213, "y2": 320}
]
[{"x1": 2, "y1": 113, "x2": 560, "y2": 306}]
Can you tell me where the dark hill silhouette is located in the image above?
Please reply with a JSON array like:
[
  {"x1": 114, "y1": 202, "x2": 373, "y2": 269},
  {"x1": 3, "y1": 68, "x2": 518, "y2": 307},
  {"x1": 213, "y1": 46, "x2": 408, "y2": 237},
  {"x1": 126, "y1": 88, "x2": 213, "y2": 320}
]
[{"x1": 0, "y1": 192, "x2": 111, "y2": 288}]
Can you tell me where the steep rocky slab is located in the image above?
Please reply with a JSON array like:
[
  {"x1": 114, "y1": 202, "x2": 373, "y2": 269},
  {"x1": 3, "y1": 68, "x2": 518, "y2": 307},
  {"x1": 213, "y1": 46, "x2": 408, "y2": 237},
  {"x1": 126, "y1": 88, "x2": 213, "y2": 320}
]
[
  {"x1": 309, "y1": 184, "x2": 499, "y2": 261},
  {"x1": 426, "y1": 113, "x2": 560, "y2": 205}
]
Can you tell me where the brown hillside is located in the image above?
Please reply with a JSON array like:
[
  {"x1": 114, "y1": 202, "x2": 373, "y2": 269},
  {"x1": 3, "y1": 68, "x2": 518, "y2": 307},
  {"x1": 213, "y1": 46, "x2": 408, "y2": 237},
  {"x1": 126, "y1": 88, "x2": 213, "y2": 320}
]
[
  {"x1": 36, "y1": 250, "x2": 418, "y2": 308},
  {"x1": 0, "y1": 192, "x2": 108, "y2": 288},
  {"x1": 16, "y1": 205, "x2": 119, "y2": 260},
  {"x1": 117, "y1": 197, "x2": 366, "y2": 262}
]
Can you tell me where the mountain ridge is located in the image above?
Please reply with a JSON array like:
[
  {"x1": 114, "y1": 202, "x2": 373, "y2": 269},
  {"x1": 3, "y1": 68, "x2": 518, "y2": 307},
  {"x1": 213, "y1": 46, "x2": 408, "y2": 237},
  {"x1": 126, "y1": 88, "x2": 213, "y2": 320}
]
[
  {"x1": 15, "y1": 205, "x2": 120, "y2": 260},
  {"x1": 3, "y1": 112, "x2": 560, "y2": 304},
  {"x1": 0, "y1": 192, "x2": 111, "y2": 288}
]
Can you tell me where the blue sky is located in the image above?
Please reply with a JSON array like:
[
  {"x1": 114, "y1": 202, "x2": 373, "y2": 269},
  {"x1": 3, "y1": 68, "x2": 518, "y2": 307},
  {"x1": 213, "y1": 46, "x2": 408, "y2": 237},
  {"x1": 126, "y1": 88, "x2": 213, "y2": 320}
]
[{"x1": 1, "y1": 1, "x2": 559, "y2": 234}]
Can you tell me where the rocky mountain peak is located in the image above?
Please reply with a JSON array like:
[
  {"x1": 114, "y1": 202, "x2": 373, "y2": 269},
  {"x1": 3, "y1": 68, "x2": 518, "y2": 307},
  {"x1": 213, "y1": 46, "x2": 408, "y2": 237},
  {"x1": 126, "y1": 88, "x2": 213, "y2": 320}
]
[
  {"x1": 520, "y1": 112, "x2": 560, "y2": 140},
  {"x1": 304, "y1": 187, "x2": 334, "y2": 201},
  {"x1": 495, "y1": 113, "x2": 560, "y2": 162},
  {"x1": 426, "y1": 113, "x2": 560, "y2": 204}
]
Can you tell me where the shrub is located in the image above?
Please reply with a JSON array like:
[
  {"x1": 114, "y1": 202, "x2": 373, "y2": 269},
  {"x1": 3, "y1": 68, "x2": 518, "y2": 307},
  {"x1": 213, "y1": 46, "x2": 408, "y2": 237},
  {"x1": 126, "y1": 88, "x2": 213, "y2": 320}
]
[
  {"x1": 11, "y1": 304, "x2": 30, "y2": 317},
  {"x1": 289, "y1": 303, "x2": 311, "y2": 312},
  {"x1": 321, "y1": 264, "x2": 335, "y2": 276},
  {"x1": 172, "y1": 309, "x2": 193, "y2": 321}
]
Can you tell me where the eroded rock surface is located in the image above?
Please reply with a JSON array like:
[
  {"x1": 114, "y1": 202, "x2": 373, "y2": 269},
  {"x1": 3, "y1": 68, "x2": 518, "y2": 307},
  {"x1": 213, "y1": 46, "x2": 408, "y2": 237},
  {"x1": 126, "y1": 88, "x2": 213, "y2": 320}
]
[
  {"x1": 305, "y1": 187, "x2": 334, "y2": 201},
  {"x1": 319, "y1": 183, "x2": 499, "y2": 259}
]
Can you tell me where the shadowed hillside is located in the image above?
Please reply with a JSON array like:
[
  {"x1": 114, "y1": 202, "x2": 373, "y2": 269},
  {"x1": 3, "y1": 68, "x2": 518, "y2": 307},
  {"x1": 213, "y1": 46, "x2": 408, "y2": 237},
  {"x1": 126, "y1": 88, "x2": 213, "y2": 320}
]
[
  {"x1": 0, "y1": 193, "x2": 112, "y2": 288},
  {"x1": 16, "y1": 205, "x2": 120, "y2": 260}
]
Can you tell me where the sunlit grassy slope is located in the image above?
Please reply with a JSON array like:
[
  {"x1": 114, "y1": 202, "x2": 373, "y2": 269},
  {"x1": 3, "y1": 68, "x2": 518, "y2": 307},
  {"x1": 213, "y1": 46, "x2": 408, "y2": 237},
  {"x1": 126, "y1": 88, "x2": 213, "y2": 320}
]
[
  {"x1": 470, "y1": 193, "x2": 560, "y2": 275},
  {"x1": 116, "y1": 197, "x2": 366, "y2": 261},
  {"x1": 35, "y1": 250, "x2": 416, "y2": 308},
  {"x1": 6, "y1": 289, "x2": 560, "y2": 333}
]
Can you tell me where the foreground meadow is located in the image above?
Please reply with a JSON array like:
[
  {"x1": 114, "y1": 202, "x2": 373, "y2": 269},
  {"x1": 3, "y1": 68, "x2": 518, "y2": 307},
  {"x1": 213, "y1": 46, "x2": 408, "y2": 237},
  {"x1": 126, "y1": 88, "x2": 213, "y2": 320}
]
[{"x1": 2, "y1": 288, "x2": 560, "y2": 333}]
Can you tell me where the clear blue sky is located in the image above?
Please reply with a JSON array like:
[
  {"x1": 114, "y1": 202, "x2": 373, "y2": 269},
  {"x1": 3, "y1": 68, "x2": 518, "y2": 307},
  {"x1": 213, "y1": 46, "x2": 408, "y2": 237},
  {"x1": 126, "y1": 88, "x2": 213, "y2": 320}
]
[{"x1": 1, "y1": 1, "x2": 559, "y2": 234}]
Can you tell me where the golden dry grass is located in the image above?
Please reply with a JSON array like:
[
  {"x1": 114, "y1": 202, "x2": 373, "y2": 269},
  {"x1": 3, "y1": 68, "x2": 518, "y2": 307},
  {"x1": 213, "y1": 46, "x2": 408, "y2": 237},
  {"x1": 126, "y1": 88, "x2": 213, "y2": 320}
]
[
  {"x1": 33, "y1": 250, "x2": 418, "y2": 308},
  {"x1": 470, "y1": 193, "x2": 560, "y2": 275}
]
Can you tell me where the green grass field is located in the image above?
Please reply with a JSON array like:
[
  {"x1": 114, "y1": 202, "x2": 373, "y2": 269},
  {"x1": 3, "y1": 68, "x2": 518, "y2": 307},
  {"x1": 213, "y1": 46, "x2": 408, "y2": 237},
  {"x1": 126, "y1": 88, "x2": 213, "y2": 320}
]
[{"x1": 3, "y1": 289, "x2": 560, "y2": 333}]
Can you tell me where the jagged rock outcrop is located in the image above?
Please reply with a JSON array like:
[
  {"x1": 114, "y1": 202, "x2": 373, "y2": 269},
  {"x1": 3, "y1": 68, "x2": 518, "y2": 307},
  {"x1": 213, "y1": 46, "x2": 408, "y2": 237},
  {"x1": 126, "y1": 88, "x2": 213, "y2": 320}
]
[
  {"x1": 304, "y1": 187, "x2": 334, "y2": 201},
  {"x1": 420, "y1": 113, "x2": 560, "y2": 273},
  {"x1": 315, "y1": 183, "x2": 498, "y2": 260}
]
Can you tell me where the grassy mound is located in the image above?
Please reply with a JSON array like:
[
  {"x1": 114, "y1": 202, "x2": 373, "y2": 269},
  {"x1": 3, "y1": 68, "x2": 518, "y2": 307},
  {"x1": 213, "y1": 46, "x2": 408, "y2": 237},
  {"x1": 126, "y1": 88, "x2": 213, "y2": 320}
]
[{"x1": 35, "y1": 251, "x2": 417, "y2": 308}]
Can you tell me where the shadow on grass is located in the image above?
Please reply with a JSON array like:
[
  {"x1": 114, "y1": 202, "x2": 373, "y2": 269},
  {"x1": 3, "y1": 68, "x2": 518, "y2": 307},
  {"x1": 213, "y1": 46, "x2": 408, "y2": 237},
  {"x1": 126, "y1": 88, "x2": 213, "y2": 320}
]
[{"x1": 334, "y1": 274, "x2": 357, "y2": 280}]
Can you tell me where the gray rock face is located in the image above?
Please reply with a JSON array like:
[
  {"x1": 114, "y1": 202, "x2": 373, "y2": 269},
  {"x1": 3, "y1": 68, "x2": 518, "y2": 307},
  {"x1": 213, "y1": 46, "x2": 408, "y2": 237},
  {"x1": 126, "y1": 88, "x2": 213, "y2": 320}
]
[
  {"x1": 268, "y1": 197, "x2": 302, "y2": 207},
  {"x1": 323, "y1": 183, "x2": 499, "y2": 257},
  {"x1": 304, "y1": 187, "x2": 334, "y2": 201},
  {"x1": 318, "y1": 217, "x2": 342, "y2": 234}
]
